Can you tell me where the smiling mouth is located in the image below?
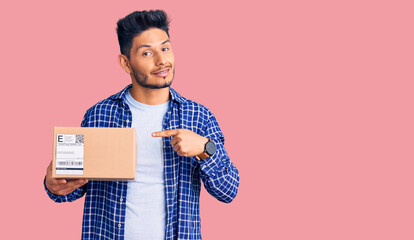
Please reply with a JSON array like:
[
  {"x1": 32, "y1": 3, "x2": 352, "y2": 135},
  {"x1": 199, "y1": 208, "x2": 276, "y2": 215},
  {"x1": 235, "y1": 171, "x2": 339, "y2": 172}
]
[{"x1": 152, "y1": 68, "x2": 170, "y2": 77}]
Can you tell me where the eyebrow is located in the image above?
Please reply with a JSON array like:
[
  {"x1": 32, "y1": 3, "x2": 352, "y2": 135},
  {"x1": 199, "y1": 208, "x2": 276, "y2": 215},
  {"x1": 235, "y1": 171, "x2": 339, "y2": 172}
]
[{"x1": 136, "y1": 39, "x2": 170, "y2": 50}]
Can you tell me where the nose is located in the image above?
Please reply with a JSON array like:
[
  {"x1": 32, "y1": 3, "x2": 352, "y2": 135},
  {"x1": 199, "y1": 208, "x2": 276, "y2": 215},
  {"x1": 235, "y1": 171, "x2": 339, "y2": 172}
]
[{"x1": 155, "y1": 52, "x2": 167, "y2": 66}]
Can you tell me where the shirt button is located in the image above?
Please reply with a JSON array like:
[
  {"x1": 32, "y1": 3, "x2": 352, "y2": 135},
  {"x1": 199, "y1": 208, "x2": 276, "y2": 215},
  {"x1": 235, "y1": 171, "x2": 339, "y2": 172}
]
[
  {"x1": 118, "y1": 224, "x2": 121, "y2": 228},
  {"x1": 120, "y1": 198, "x2": 123, "y2": 202},
  {"x1": 126, "y1": 120, "x2": 130, "y2": 123}
]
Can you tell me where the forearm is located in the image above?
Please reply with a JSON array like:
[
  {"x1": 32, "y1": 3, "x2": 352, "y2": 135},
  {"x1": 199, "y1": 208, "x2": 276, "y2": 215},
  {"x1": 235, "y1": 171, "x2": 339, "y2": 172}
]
[{"x1": 199, "y1": 148, "x2": 239, "y2": 203}]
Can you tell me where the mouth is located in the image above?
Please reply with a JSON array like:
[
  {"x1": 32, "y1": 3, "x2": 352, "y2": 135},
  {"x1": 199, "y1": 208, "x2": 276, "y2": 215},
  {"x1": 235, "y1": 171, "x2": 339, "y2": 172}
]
[{"x1": 152, "y1": 68, "x2": 170, "y2": 77}]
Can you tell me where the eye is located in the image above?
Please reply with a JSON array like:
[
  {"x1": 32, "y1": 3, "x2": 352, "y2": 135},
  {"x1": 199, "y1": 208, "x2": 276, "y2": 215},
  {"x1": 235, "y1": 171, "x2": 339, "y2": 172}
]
[
  {"x1": 162, "y1": 47, "x2": 169, "y2": 52},
  {"x1": 142, "y1": 51, "x2": 152, "y2": 56}
]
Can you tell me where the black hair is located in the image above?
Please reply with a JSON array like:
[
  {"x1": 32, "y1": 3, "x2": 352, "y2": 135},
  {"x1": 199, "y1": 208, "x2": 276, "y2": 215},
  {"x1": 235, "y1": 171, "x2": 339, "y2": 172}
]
[{"x1": 116, "y1": 10, "x2": 170, "y2": 58}]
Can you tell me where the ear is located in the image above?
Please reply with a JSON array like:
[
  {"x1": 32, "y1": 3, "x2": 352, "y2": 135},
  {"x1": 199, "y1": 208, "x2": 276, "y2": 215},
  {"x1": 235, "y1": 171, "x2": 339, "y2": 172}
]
[{"x1": 118, "y1": 54, "x2": 132, "y2": 74}]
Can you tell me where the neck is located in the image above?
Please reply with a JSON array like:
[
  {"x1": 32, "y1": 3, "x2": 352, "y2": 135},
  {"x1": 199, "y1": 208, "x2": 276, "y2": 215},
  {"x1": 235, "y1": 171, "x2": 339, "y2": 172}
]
[{"x1": 129, "y1": 81, "x2": 170, "y2": 105}]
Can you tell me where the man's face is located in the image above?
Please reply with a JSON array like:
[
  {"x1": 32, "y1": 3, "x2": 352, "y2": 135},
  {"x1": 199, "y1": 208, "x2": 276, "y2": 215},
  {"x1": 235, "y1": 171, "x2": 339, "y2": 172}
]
[{"x1": 128, "y1": 28, "x2": 175, "y2": 89}]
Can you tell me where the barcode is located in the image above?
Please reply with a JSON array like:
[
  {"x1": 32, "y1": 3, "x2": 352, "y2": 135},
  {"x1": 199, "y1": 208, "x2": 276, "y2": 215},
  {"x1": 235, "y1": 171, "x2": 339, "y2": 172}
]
[{"x1": 57, "y1": 161, "x2": 83, "y2": 166}]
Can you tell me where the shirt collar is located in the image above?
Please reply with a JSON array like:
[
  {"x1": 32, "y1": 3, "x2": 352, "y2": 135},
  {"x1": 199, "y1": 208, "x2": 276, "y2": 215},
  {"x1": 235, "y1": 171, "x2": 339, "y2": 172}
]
[{"x1": 109, "y1": 84, "x2": 186, "y2": 104}]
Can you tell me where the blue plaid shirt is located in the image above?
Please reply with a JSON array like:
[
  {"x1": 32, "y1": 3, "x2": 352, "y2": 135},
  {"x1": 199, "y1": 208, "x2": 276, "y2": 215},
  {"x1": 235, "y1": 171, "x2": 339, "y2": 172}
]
[{"x1": 45, "y1": 85, "x2": 239, "y2": 240}]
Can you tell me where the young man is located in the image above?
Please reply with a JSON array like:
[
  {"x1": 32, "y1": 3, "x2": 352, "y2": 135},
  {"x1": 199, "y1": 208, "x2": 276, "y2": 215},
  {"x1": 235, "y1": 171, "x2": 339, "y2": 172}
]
[{"x1": 44, "y1": 10, "x2": 239, "y2": 240}]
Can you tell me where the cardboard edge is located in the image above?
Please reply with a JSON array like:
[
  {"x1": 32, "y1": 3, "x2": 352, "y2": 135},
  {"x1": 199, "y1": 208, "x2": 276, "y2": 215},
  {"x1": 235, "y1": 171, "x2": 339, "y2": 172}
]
[
  {"x1": 52, "y1": 127, "x2": 57, "y2": 178},
  {"x1": 51, "y1": 127, "x2": 137, "y2": 180}
]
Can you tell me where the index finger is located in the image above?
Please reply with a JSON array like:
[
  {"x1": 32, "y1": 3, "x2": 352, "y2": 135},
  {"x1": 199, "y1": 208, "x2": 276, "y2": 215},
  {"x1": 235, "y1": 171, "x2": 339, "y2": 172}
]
[{"x1": 152, "y1": 129, "x2": 179, "y2": 137}]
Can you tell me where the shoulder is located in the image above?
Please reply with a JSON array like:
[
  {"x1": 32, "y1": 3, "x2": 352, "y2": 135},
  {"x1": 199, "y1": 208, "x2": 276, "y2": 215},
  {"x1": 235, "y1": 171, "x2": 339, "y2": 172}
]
[
  {"x1": 83, "y1": 98, "x2": 120, "y2": 117},
  {"x1": 176, "y1": 95, "x2": 213, "y2": 122},
  {"x1": 171, "y1": 89, "x2": 222, "y2": 137},
  {"x1": 85, "y1": 85, "x2": 131, "y2": 114},
  {"x1": 170, "y1": 88, "x2": 213, "y2": 119},
  {"x1": 81, "y1": 85, "x2": 131, "y2": 126}
]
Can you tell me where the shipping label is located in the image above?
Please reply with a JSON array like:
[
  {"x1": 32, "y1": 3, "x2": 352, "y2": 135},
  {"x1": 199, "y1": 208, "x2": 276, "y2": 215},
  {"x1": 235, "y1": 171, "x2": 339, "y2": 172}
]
[{"x1": 55, "y1": 134, "x2": 84, "y2": 175}]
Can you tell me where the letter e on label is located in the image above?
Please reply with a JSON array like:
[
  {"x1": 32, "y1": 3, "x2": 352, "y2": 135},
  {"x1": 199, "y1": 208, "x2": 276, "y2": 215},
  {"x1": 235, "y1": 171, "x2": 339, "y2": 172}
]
[{"x1": 57, "y1": 134, "x2": 64, "y2": 143}]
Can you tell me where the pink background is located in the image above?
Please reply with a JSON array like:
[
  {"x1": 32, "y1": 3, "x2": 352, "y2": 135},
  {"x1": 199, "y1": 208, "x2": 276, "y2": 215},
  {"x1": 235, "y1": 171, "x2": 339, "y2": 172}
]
[{"x1": 1, "y1": 0, "x2": 413, "y2": 239}]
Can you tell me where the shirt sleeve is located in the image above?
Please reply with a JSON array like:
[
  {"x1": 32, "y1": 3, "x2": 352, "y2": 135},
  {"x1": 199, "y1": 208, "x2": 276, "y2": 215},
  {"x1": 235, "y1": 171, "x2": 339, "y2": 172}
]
[{"x1": 198, "y1": 113, "x2": 239, "y2": 203}]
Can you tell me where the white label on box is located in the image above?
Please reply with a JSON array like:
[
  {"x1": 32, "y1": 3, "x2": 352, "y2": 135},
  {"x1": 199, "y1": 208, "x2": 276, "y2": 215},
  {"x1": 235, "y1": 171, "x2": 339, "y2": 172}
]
[{"x1": 56, "y1": 134, "x2": 84, "y2": 175}]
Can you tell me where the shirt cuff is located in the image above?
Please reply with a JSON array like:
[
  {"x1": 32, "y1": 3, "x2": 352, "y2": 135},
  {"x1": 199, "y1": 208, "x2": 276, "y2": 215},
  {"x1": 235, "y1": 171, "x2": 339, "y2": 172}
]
[{"x1": 198, "y1": 153, "x2": 226, "y2": 179}]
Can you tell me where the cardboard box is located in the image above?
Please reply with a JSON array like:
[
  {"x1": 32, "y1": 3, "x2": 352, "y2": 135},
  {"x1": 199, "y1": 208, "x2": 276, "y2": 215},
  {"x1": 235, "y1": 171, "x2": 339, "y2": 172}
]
[{"x1": 52, "y1": 127, "x2": 136, "y2": 180}]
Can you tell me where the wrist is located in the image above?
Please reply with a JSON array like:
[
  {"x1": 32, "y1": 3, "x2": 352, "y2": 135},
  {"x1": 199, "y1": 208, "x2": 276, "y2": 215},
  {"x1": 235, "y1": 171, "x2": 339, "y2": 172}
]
[{"x1": 197, "y1": 138, "x2": 216, "y2": 160}]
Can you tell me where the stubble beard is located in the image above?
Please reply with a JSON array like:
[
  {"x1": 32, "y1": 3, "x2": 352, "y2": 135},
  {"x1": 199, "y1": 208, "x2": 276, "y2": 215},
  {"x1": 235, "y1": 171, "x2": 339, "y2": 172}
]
[{"x1": 132, "y1": 66, "x2": 174, "y2": 89}]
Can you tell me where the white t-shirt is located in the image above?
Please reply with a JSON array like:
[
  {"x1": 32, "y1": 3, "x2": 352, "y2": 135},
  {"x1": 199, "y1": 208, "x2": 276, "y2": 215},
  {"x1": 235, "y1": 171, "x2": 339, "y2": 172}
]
[{"x1": 124, "y1": 90, "x2": 169, "y2": 240}]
